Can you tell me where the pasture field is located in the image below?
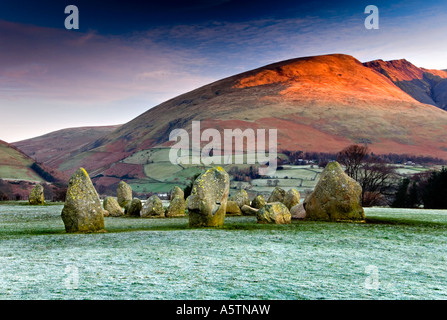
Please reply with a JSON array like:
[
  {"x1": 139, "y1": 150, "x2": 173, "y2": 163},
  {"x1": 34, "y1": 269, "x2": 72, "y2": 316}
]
[{"x1": 0, "y1": 204, "x2": 446, "y2": 300}]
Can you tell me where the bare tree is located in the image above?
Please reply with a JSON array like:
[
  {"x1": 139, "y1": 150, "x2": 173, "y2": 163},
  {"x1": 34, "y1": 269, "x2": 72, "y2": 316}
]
[
  {"x1": 357, "y1": 158, "x2": 397, "y2": 206},
  {"x1": 337, "y1": 144, "x2": 369, "y2": 181},
  {"x1": 337, "y1": 144, "x2": 397, "y2": 206}
]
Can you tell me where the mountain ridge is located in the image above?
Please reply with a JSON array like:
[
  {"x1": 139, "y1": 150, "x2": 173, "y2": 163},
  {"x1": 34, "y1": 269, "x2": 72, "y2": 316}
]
[{"x1": 9, "y1": 53, "x2": 447, "y2": 190}]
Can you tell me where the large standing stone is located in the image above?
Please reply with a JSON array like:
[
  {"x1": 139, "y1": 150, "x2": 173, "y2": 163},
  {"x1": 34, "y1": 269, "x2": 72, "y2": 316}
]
[
  {"x1": 126, "y1": 198, "x2": 142, "y2": 217},
  {"x1": 103, "y1": 197, "x2": 124, "y2": 217},
  {"x1": 166, "y1": 195, "x2": 186, "y2": 217},
  {"x1": 187, "y1": 167, "x2": 230, "y2": 227},
  {"x1": 251, "y1": 194, "x2": 266, "y2": 209},
  {"x1": 29, "y1": 184, "x2": 45, "y2": 205},
  {"x1": 61, "y1": 168, "x2": 105, "y2": 233},
  {"x1": 303, "y1": 161, "x2": 365, "y2": 221},
  {"x1": 283, "y1": 188, "x2": 300, "y2": 210},
  {"x1": 256, "y1": 202, "x2": 291, "y2": 224},
  {"x1": 117, "y1": 181, "x2": 132, "y2": 208},
  {"x1": 141, "y1": 195, "x2": 165, "y2": 218},
  {"x1": 229, "y1": 189, "x2": 250, "y2": 208},
  {"x1": 268, "y1": 187, "x2": 286, "y2": 203}
]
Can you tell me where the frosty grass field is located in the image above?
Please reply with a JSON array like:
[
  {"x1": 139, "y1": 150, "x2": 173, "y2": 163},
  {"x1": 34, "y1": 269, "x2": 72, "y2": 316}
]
[{"x1": 0, "y1": 204, "x2": 446, "y2": 300}]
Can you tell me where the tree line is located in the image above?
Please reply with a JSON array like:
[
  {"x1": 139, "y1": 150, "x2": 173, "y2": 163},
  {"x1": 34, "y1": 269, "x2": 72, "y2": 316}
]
[{"x1": 337, "y1": 144, "x2": 447, "y2": 209}]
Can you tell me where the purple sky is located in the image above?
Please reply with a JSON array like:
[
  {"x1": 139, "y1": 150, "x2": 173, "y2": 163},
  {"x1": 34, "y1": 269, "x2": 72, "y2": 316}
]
[{"x1": 1, "y1": 1, "x2": 447, "y2": 142}]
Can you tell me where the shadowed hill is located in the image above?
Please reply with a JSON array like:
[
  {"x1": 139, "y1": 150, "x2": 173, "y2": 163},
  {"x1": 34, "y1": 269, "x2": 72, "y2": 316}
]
[{"x1": 364, "y1": 59, "x2": 447, "y2": 110}]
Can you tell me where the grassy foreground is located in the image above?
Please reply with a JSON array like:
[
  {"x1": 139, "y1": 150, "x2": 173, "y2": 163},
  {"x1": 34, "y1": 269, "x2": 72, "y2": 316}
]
[{"x1": 0, "y1": 205, "x2": 446, "y2": 300}]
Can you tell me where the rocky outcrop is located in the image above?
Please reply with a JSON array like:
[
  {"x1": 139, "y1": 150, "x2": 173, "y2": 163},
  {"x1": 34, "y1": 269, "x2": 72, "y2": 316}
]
[
  {"x1": 256, "y1": 202, "x2": 291, "y2": 224},
  {"x1": 103, "y1": 197, "x2": 124, "y2": 217},
  {"x1": 187, "y1": 167, "x2": 230, "y2": 227},
  {"x1": 29, "y1": 184, "x2": 45, "y2": 205},
  {"x1": 303, "y1": 161, "x2": 365, "y2": 221},
  {"x1": 141, "y1": 195, "x2": 165, "y2": 218},
  {"x1": 117, "y1": 181, "x2": 132, "y2": 208},
  {"x1": 61, "y1": 168, "x2": 105, "y2": 233}
]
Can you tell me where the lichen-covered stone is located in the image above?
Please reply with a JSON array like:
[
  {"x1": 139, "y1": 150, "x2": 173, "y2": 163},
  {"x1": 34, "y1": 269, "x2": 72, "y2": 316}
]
[
  {"x1": 141, "y1": 195, "x2": 165, "y2": 218},
  {"x1": 251, "y1": 194, "x2": 266, "y2": 209},
  {"x1": 303, "y1": 161, "x2": 365, "y2": 221},
  {"x1": 166, "y1": 195, "x2": 186, "y2": 217},
  {"x1": 229, "y1": 189, "x2": 250, "y2": 208},
  {"x1": 126, "y1": 198, "x2": 142, "y2": 217},
  {"x1": 170, "y1": 186, "x2": 184, "y2": 200},
  {"x1": 256, "y1": 202, "x2": 291, "y2": 224},
  {"x1": 283, "y1": 188, "x2": 300, "y2": 210},
  {"x1": 103, "y1": 197, "x2": 124, "y2": 217},
  {"x1": 187, "y1": 167, "x2": 230, "y2": 227},
  {"x1": 117, "y1": 181, "x2": 132, "y2": 208},
  {"x1": 267, "y1": 187, "x2": 286, "y2": 203},
  {"x1": 226, "y1": 200, "x2": 242, "y2": 216},
  {"x1": 61, "y1": 168, "x2": 105, "y2": 233},
  {"x1": 29, "y1": 184, "x2": 45, "y2": 205}
]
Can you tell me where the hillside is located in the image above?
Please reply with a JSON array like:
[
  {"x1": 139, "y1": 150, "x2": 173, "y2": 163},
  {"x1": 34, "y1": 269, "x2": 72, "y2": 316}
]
[
  {"x1": 13, "y1": 125, "x2": 121, "y2": 168},
  {"x1": 0, "y1": 140, "x2": 44, "y2": 182},
  {"x1": 10, "y1": 54, "x2": 447, "y2": 193},
  {"x1": 0, "y1": 140, "x2": 68, "y2": 200}
]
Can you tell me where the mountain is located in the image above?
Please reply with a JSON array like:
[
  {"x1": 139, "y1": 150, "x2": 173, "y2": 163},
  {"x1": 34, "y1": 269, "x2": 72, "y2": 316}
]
[
  {"x1": 364, "y1": 59, "x2": 447, "y2": 110},
  {"x1": 10, "y1": 54, "x2": 447, "y2": 192},
  {"x1": 13, "y1": 125, "x2": 121, "y2": 171},
  {"x1": 0, "y1": 139, "x2": 67, "y2": 200}
]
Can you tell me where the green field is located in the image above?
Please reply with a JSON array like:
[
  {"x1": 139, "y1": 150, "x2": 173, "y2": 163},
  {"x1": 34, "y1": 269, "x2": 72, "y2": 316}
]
[{"x1": 0, "y1": 205, "x2": 446, "y2": 300}]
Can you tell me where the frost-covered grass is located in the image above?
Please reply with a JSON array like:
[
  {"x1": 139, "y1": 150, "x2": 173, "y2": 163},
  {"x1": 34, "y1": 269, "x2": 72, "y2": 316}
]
[{"x1": 0, "y1": 205, "x2": 446, "y2": 300}]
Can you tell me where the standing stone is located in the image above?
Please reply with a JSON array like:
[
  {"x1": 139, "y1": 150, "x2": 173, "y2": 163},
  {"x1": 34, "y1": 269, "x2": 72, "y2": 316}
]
[
  {"x1": 256, "y1": 202, "x2": 291, "y2": 224},
  {"x1": 251, "y1": 194, "x2": 266, "y2": 209},
  {"x1": 117, "y1": 181, "x2": 132, "y2": 208},
  {"x1": 187, "y1": 167, "x2": 230, "y2": 227},
  {"x1": 61, "y1": 168, "x2": 105, "y2": 233},
  {"x1": 103, "y1": 197, "x2": 124, "y2": 217},
  {"x1": 303, "y1": 161, "x2": 365, "y2": 221},
  {"x1": 226, "y1": 200, "x2": 242, "y2": 216},
  {"x1": 141, "y1": 195, "x2": 165, "y2": 218},
  {"x1": 170, "y1": 186, "x2": 184, "y2": 200},
  {"x1": 268, "y1": 187, "x2": 286, "y2": 203},
  {"x1": 166, "y1": 195, "x2": 186, "y2": 217},
  {"x1": 29, "y1": 184, "x2": 45, "y2": 205},
  {"x1": 229, "y1": 189, "x2": 250, "y2": 208},
  {"x1": 283, "y1": 188, "x2": 300, "y2": 210},
  {"x1": 126, "y1": 198, "x2": 142, "y2": 217}
]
